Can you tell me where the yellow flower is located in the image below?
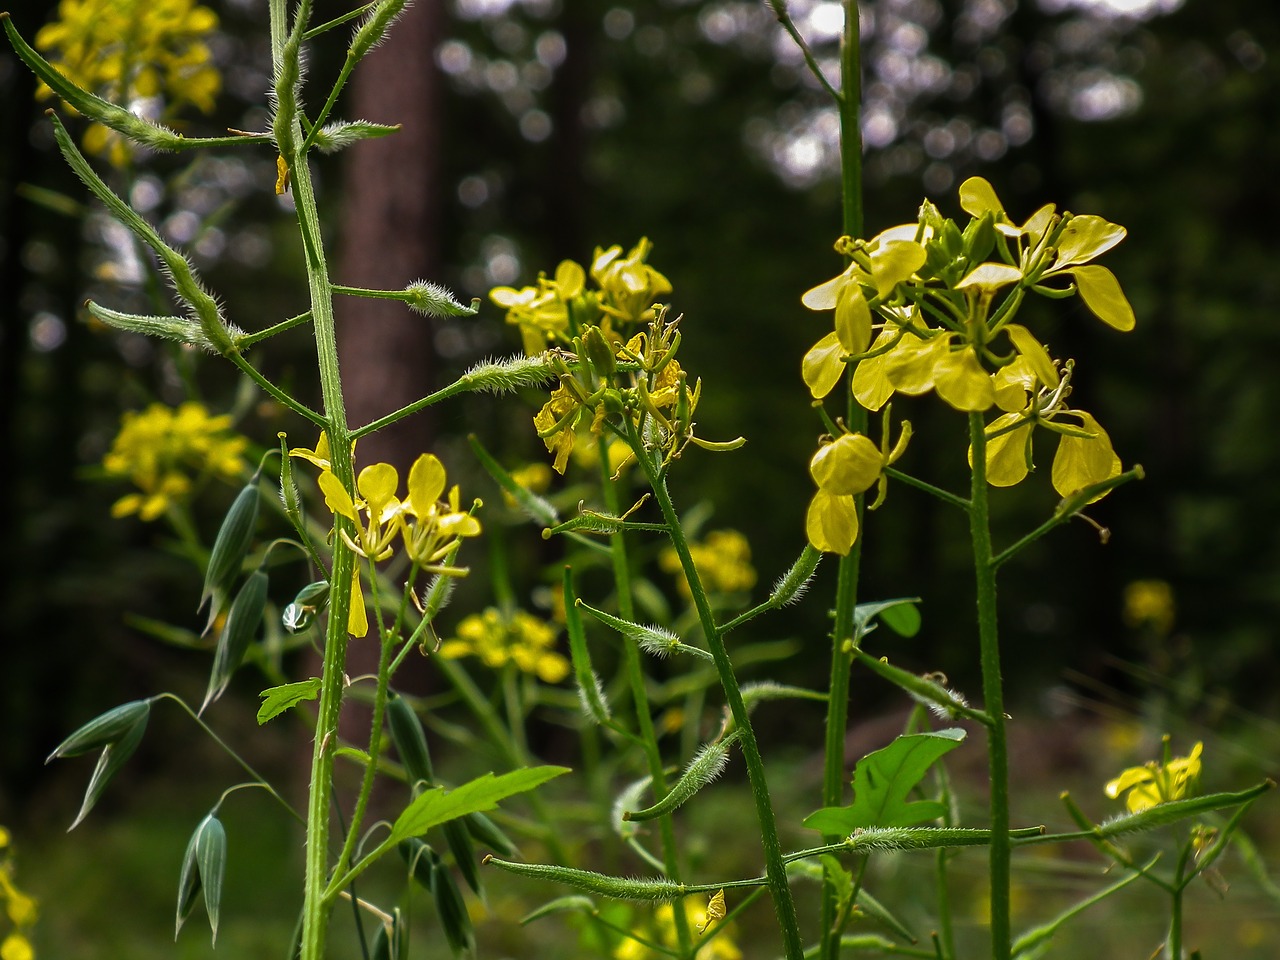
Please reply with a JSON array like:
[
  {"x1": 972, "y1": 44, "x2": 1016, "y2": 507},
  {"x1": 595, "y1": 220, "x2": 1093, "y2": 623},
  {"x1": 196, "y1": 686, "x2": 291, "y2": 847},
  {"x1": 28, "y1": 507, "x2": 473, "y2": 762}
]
[
  {"x1": 103, "y1": 401, "x2": 247, "y2": 520},
  {"x1": 501, "y1": 462, "x2": 553, "y2": 508},
  {"x1": 1123, "y1": 579, "x2": 1175, "y2": 635},
  {"x1": 440, "y1": 608, "x2": 569, "y2": 683},
  {"x1": 490, "y1": 260, "x2": 586, "y2": 355},
  {"x1": 591, "y1": 238, "x2": 672, "y2": 329},
  {"x1": 0, "y1": 933, "x2": 33, "y2": 960},
  {"x1": 35, "y1": 0, "x2": 222, "y2": 166},
  {"x1": 660, "y1": 529, "x2": 757, "y2": 597},
  {"x1": 804, "y1": 419, "x2": 910, "y2": 555},
  {"x1": 1105, "y1": 740, "x2": 1203, "y2": 814},
  {"x1": 289, "y1": 441, "x2": 481, "y2": 637}
]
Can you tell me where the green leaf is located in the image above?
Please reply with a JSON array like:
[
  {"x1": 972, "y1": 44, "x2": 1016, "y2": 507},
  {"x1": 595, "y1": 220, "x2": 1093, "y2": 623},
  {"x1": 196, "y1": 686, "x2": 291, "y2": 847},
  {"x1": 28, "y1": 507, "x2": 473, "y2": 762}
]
[
  {"x1": 388, "y1": 766, "x2": 570, "y2": 846},
  {"x1": 468, "y1": 434, "x2": 559, "y2": 527},
  {"x1": 47, "y1": 699, "x2": 151, "y2": 761},
  {"x1": 69, "y1": 708, "x2": 149, "y2": 829},
  {"x1": 803, "y1": 729, "x2": 966, "y2": 836},
  {"x1": 853, "y1": 597, "x2": 921, "y2": 639},
  {"x1": 855, "y1": 886, "x2": 917, "y2": 944},
  {"x1": 1069, "y1": 265, "x2": 1135, "y2": 332},
  {"x1": 257, "y1": 679, "x2": 321, "y2": 724},
  {"x1": 200, "y1": 482, "x2": 261, "y2": 622},
  {"x1": 202, "y1": 570, "x2": 269, "y2": 714}
]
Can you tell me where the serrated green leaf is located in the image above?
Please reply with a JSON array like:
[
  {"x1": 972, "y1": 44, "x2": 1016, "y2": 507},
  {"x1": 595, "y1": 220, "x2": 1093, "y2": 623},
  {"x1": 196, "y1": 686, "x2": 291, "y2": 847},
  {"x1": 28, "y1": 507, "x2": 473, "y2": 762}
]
[
  {"x1": 388, "y1": 766, "x2": 570, "y2": 846},
  {"x1": 257, "y1": 678, "x2": 321, "y2": 724},
  {"x1": 202, "y1": 570, "x2": 269, "y2": 713},
  {"x1": 48, "y1": 699, "x2": 151, "y2": 761},
  {"x1": 803, "y1": 730, "x2": 966, "y2": 836},
  {"x1": 69, "y1": 708, "x2": 149, "y2": 829}
]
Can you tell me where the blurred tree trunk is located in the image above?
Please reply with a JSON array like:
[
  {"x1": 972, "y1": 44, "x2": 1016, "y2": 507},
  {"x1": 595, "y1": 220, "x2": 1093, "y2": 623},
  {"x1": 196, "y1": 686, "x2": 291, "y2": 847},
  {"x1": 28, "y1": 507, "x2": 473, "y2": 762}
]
[
  {"x1": 335, "y1": 0, "x2": 445, "y2": 474},
  {"x1": 332, "y1": 2, "x2": 445, "y2": 749}
]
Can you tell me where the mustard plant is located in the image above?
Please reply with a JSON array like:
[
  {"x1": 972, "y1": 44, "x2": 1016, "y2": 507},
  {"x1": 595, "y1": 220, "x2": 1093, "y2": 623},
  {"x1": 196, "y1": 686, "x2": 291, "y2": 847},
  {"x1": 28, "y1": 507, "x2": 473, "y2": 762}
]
[{"x1": 7, "y1": 1, "x2": 1273, "y2": 959}]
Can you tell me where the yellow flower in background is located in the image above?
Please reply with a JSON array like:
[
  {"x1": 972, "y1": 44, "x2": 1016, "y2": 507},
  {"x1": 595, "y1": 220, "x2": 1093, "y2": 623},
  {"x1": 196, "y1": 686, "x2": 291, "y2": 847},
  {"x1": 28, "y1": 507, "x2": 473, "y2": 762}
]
[
  {"x1": 440, "y1": 608, "x2": 569, "y2": 683},
  {"x1": 591, "y1": 237, "x2": 672, "y2": 330},
  {"x1": 103, "y1": 401, "x2": 248, "y2": 521},
  {"x1": 614, "y1": 896, "x2": 742, "y2": 960},
  {"x1": 1105, "y1": 740, "x2": 1203, "y2": 814},
  {"x1": 1123, "y1": 579, "x2": 1175, "y2": 636},
  {"x1": 660, "y1": 529, "x2": 757, "y2": 597},
  {"x1": 490, "y1": 259, "x2": 586, "y2": 355},
  {"x1": 0, "y1": 827, "x2": 37, "y2": 960},
  {"x1": 35, "y1": 0, "x2": 222, "y2": 166},
  {"x1": 501, "y1": 462, "x2": 553, "y2": 508}
]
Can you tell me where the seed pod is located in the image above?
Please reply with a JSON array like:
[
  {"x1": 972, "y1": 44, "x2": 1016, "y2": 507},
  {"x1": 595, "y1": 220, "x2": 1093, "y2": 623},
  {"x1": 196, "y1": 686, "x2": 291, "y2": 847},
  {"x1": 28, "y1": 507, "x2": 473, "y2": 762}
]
[{"x1": 483, "y1": 856, "x2": 685, "y2": 901}]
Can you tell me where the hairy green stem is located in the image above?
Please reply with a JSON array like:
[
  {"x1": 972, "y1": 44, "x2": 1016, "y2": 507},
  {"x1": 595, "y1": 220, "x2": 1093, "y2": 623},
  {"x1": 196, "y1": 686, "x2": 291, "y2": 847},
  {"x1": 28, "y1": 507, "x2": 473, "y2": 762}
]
[
  {"x1": 630, "y1": 428, "x2": 803, "y2": 960},
  {"x1": 597, "y1": 437, "x2": 693, "y2": 957},
  {"x1": 820, "y1": 3, "x2": 865, "y2": 956},
  {"x1": 968, "y1": 411, "x2": 1010, "y2": 960}
]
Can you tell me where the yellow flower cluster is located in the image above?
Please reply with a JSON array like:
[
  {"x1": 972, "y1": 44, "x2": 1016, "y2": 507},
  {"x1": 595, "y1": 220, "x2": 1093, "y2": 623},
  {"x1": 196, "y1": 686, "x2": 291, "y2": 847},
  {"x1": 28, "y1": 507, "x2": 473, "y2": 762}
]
[
  {"x1": 614, "y1": 896, "x2": 741, "y2": 960},
  {"x1": 103, "y1": 401, "x2": 248, "y2": 521},
  {"x1": 1105, "y1": 740, "x2": 1202, "y2": 813},
  {"x1": 490, "y1": 239, "x2": 671, "y2": 355},
  {"x1": 801, "y1": 177, "x2": 1134, "y2": 554},
  {"x1": 440, "y1": 608, "x2": 569, "y2": 683},
  {"x1": 0, "y1": 828, "x2": 37, "y2": 960},
  {"x1": 290, "y1": 435, "x2": 481, "y2": 637},
  {"x1": 35, "y1": 0, "x2": 222, "y2": 165},
  {"x1": 660, "y1": 529, "x2": 757, "y2": 598}
]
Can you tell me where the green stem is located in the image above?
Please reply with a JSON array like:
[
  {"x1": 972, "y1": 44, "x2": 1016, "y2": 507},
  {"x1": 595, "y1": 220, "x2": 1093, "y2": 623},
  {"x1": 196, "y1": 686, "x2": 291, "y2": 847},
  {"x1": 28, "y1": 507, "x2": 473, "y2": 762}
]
[
  {"x1": 968, "y1": 411, "x2": 1010, "y2": 960},
  {"x1": 630, "y1": 428, "x2": 803, "y2": 960},
  {"x1": 821, "y1": 3, "x2": 864, "y2": 955},
  {"x1": 598, "y1": 436, "x2": 694, "y2": 958},
  {"x1": 234, "y1": 310, "x2": 313, "y2": 350}
]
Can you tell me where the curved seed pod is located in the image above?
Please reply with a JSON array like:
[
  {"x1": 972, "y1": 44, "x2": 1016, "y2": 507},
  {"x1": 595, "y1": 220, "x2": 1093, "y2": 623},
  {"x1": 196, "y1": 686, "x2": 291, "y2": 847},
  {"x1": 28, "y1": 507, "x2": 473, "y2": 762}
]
[
  {"x1": 483, "y1": 856, "x2": 685, "y2": 901},
  {"x1": 624, "y1": 732, "x2": 740, "y2": 823}
]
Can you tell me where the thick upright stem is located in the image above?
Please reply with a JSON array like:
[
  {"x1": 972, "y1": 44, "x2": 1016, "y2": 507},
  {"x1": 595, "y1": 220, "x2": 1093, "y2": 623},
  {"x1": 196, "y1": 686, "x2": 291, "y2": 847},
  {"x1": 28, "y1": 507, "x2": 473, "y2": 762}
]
[
  {"x1": 968, "y1": 411, "x2": 1010, "y2": 960},
  {"x1": 635, "y1": 441, "x2": 803, "y2": 960},
  {"x1": 820, "y1": 3, "x2": 864, "y2": 957},
  {"x1": 598, "y1": 447, "x2": 693, "y2": 955}
]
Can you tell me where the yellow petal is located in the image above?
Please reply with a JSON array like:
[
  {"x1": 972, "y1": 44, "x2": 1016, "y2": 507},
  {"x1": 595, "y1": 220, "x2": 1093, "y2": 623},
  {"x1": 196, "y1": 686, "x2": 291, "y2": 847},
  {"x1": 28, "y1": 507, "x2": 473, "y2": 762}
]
[
  {"x1": 408, "y1": 453, "x2": 447, "y2": 512},
  {"x1": 801, "y1": 265, "x2": 855, "y2": 310},
  {"x1": 1054, "y1": 215, "x2": 1125, "y2": 269},
  {"x1": 809, "y1": 433, "x2": 882, "y2": 495},
  {"x1": 318, "y1": 470, "x2": 359, "y2": 521},
  {"x1": 1051, "y1": 411, "x2": 1120, "y2": 498},
  {"x1": 358, "y1": 463, "x2": 399, "y2": 512},
  {"x1": 992, "y1": 356, "x2": 1036, "y2": 413},
  {"x1": 885, "y1": 332, "x2": 946, "y2": 395},
  {"x1": 1019, "y1": 203, "x2": 1057, "y2": 241},
  {"x1": 805, "y1": 490, "x2": 858, "y2": 555},
  {"x1": 802, "y1": 331, "x2": 846, "y2": 400},
  {"x1": 851, "y1": 329, "x2": 898, "y2": 411},
  {"x1": 554, "y1": 259, "x2": 585, "y2": 296},
  {"x1": 1004, "y1": 324, "x2": 1059, "y2": 389},
  {"x1": 834, "y1": 283, "x2": 872, "y2": 355},
  {"x1": 348, "y1": 567, "x2": 368, "y2": 638},
  {"x1": 973, "y1": 413, "x2": 1032, "y2": 487},
  {"x1": 1105, "y1": 765, "x2": 1153, "y2": 800},
  {"x1": 1069, "y1": 265, "x2": 1135, "y2": 332},
  {"x1": 957, "y1": 262, "x2": 1022, "y2": 291},
  {"x1": 869, "y1": 240, "x2": 926, "y2": 297},
  {"x1": 958, "y1": 176, "x2": 1004, "y2": 218},
  {"x1": 934, "y1": 346, "x2": 995, "y2": 411}
]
